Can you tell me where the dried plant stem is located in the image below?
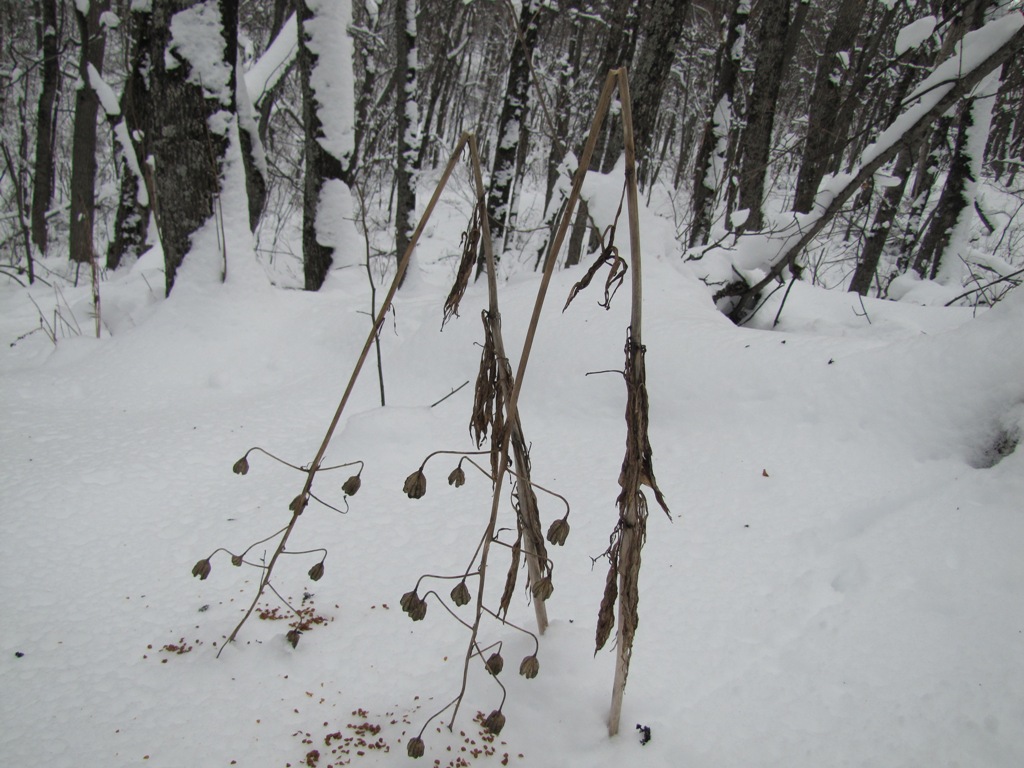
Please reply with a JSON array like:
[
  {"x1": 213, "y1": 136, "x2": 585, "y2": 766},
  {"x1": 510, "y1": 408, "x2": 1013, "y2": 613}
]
[
  {"x1": 446, "y1": 90, "x2": 617, "y2": 727},
  {"x1": 469, "y1": 135, "x2": 548, "y2": 635},
  {"x1": 607, "y1": 67, "x2": 671, "y2": 737},
  {"x1": 219, "y1": 135, "x2": 471, "y2": 655}
]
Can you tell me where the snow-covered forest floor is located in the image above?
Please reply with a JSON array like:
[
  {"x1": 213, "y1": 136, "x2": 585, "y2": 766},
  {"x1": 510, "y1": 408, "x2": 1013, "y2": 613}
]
[{"x1": 2, "y1": 173, "x2": 1023, "y2": 768}]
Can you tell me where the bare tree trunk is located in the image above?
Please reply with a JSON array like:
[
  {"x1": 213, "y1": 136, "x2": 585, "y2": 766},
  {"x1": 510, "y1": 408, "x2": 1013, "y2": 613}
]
[
  {"x1": 792, "y1": 0, "x2": 866, "y2": 214},
  {"x1": 628, "y1": 0, "x2": 689, "y2": 189},
  {"x1": 848, "y1": 145, "x2": 913, "y2": 295},
  {"x1": 30, "y1": 0, "x2": 59, "y2": 256},
  {"x1": 69, "y1": 0, "x2": 109, "y2": 266},
  {"x1": 736, "y1": 0, "x2": 789, "y2": 233}
]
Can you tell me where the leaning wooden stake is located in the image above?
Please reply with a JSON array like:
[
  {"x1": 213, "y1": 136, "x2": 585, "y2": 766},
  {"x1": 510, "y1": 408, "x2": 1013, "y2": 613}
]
[{"x1": 220, "y1": 135, "x2": 470, "y2": 653}]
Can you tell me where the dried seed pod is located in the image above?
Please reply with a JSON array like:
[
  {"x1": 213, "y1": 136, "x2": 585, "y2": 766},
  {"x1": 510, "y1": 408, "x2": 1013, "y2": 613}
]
[
  {"x1": 192, "y1": 559, "x2": 212, "y2": 580},
  {"x1": 400, "y1": 590, "x2": 419, "y2": 612},
  {"x1": 482, "y1": 710, "x2": 506, "y2": 736},
  {"x1": 547, "y1": 518, "x2": 570, "y2": 546},
  {"x1": 447, "y1": 466, "x2": 466, "y2": 488},
  {"x1": 232, "y1": 456, "x2": 249, "y2": 475},
  {"x1": 308, "y1": 562, "x2": 325, "y2": 582},
  {"x1": 289, "y1": 494, "x2": 308, "y2": 513},
  {"x1": 450, "y1": 581, "x2": 471, "y2": 607},
  {"x1": 531, "y1": 577, "x2": 554, "y2": 601},
  {"x1": 485, "y1": 652, "x2": 504, "y2": 676},
  {"x1": 408, "y1": 598, "x2": 427, "y2": 621},
  {"x1": 342, "y1": 475, "x2": 361, "y2": 496},
  {"x1": 519, "y1": 655, "x2": 540, "y2": 679},
  {"x1": 406, "y1": 737, "x2": 425, "y2": 758},
  {"x1": 286, "y1": 629, "x2": 302, "y2": 648},
  {"x1": 403, "y1": 469, "x2": 427, "y2": 499},
  {"x1": 230, "y1": 554, "x2": 243, "y2": 567}
]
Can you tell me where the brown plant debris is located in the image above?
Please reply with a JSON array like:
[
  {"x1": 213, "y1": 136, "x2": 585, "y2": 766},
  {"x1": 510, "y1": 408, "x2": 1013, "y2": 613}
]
[
  {"x1": 442, "y1": 204, "x2": 482, "y2": 328},
  {"x1": 563, "y1": 238, "x2": 627, "y2": 312}
]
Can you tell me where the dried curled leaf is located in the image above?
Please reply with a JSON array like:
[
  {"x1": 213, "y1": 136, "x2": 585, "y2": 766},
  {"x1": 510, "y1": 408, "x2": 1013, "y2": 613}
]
[
  {"x1": 531, "y1": 576, "x2": 553, "y2": 601},
  {"x1": 547, "y1": 518, "x2": 570, "y2": 546},
  {"x1": 450, "y1": 581, "x2": 471, "y2": 607},
  {"x1": 191, "y1": 558, "x2": 212, "y2": 580},
  {"x1": 342, "y1": 474, "x2": 361, "y2": 496},
  {"x1": 519, "y1": 655, "x2": 540, "y2": 679},
  {"x1": 485, "y1": 652, "x2": 504, "y2": 676},
  {"x1": 308, "y1": 562, "x2": 325, "y2": 582},
  {"x1": 407, "y1": 737, "x2": 425, "y2": 758},
  {"x1": 594, "y1": 553, "x2": 619, "y2": 653},
  {"x1": 286, "y1": 629, "x2": 302, "y2": 648},
  {"x1": 447, "y1": 466, "x2": 466, "y2": 488},
  {"x1": 403, "y1": 469, "x2": 427, "y2": 499},
  {"x1": 482, "y1": 710, "x2": 506, "y2": 736},
  {"x1": 289, "y1": 494, "x2": 308, "y2": 514},
  {"x1": 442, "y1": 204, "x2": 481, "y2": 328},
  {"x1": 232, "y1": 456, "x2": 249, "y2": 475},
  {"x1": 498, "y1": 537, "x2": 521, "y2": 618}
]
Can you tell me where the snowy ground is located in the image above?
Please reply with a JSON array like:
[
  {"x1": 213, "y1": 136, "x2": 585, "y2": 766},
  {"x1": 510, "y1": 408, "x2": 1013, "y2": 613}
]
[{"x1": 2, "y1": 193, "x2": 1023, "y2": 768}]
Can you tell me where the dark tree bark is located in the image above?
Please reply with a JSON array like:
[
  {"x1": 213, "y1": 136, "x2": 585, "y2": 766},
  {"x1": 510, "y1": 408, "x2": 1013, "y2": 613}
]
[
  {"x1": 848, "y1": 145, "x2": 913, "y2": 295},
  {"x1": 543, "y1": 1, "x2": 582, "y2": 217},
  {"x1": 629, "y1": 0, "x2": 689, "y2": 189},
  {"x1": 911, "y1": 102, "x2": 975, "y2": 279},
  {"x1": 792, "y1": 0, "x2": 866, "y2": 214},
  {"x1": 30, "y1": 0, "x2": 59, "y2": 256},
  {"x1": 394, "y1": 0, "x2": 417, "y2": 286},
  {"x1": 985, "y1": 48, "x2": 1022, "y2": 180},
  {"x1": 148, "y1": 0, "x2": 236, "y2": 295},
  {"x1": 69, "y1": 0, "x2": 109, "y2": 266},
  {"x1": 108, "y1": 8, "x2": 152, "y2": 270},
  {"x1": 296, "y1": 0, "x2": 351, "y2": 291},
  {"x1": 479, "y1": 0, "x2": 540, "y2": 274},
  {"x1": 688, "y1": 0, "x2": 749, "y2": 247},
  {"x1": 256, "y1": 0, "x2": 293, "y2": 146},
  {"x1": 736, "y1": 0, "x2": 789, "y2": 233}
]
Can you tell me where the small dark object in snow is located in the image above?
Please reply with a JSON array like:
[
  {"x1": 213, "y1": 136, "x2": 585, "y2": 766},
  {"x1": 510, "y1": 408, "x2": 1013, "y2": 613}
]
[
  {"x1": 828, "y1": 358, "x2": 835, "y2": 365},
  {"x1": 636, "y1": 724, "x2": 651, "y2": 745},
  {"x1": 198, "y1": 604, "x2": 209, "y2": 612},
  {"x1": 15, "y1": 651, "x2": 24, "y2": 658}
]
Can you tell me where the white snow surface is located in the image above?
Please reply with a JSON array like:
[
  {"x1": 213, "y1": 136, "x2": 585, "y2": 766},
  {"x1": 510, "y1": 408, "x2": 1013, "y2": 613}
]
[{"x1": 2, "y1": 176, "x2": 1023, "y2": 768}]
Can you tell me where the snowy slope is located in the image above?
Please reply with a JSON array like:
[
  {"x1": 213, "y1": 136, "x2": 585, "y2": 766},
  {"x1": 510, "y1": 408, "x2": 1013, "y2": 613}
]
[{"x1": 2, "y1": 224, "x2": 1022, "y2": 768}]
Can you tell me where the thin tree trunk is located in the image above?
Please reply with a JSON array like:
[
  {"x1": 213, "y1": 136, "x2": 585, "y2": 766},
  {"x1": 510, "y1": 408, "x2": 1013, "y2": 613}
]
[
  {"x1": 689, "y1": 0, "x2": 749, "y2": 247},
  {"x1": 30, "y1": 0, "x2": 59, "y2": 256},
  {"x1": 628, "y1": 0, "x2": 689, "y2": 189},
  {"x1": 395, "y1": 0, "x2": 418, "y2": 286},
  {"x1": 792, "y1": 0, "x2": 866, "y2": 214},
  {"x1": 736, "y1": 0, "x2": 789, "y2": 233},
  {"x1": 69, "y1": 0, "x2": 109, "y2": 266}
]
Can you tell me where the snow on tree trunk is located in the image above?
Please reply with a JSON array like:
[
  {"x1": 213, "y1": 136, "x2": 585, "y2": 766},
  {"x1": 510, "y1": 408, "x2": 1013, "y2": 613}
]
[
  {"x1": 688, "y1": 0, "x2": 749, "y2": 248},
  {"x1": 30, "y1": 0, "x2": 59, "y2": 257},
  {"x1": 480, "y1": 0, "x2": 540, "y2": 274},
  {"x1": 296, "y1": 0, "x2": 356, "y2": 291},
  {"x1": 395, "y1": 0, "x2": 419, "y2": 288},
  {"x1": 928, "y1": 69, "x2": 1001, "y2": 285}
]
